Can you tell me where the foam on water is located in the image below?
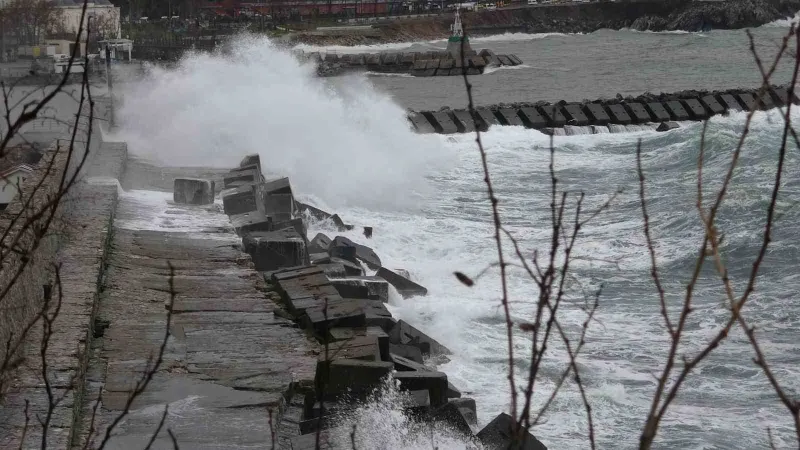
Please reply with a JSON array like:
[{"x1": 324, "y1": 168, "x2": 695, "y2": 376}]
[{"x1": 763, "y1": 11, "x2": 800, "y2": 27}]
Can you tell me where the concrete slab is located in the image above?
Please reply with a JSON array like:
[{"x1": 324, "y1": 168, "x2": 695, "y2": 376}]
[
  {"x1": 664, "y1": 100, "x2": 691, "y2": 121},
  {"x1": 518, "y1": 107, "x2": 547, "y2": 129},
  {"x1": 562, "y1": 104, "x2": 589, "y2": 126},
  {"x1": 538, "y1": 105, "x2": 566, "y2": 127},
  {"x1": 494, "y1": 107, "x2": 524, "y2": 126}
]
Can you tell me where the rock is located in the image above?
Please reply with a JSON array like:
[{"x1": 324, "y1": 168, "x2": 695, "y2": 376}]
[
  {"x1": 329, "y1": 236, "x2": 381, "y2": 270},
  {"x1": 390, "y1": 343, "x2": 423, "y2": 364},
  {"x1": 477, "y1": 412, "x2": 548, "y2": 450},
  {"x1": 656, "y1": 121, "x2": 680, "y2": 132},
  {"x1": 314, "y1": 359, "x2": 393, "y2": 402},
  {"x1": 393, "y1": 371, "x2": 449, "y2": 407},
  {"x1": 229, "y1": 210, "x2": 273, "y2": 236},
  {"x1": 242, "y1": 228, "x2": 308, "y2": 271},
  {"x1": 221, "y1": 183, "x2": 259, "y2": 216},
  {"x1": 173, "y1": 178, "x2": 214, "y2": 205},
  {"x1": 376, "y1": 267, "x2": 427, "y2": 298},
  {"x1": 308, "y1": 233, "x2": 333, "y2": 254},
  {"x1": 389, "y1": 320, "x2": 451, "y2": 356}
]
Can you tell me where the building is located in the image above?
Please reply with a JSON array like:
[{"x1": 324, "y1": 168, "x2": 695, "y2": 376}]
[
  {"x1": 0, "y1": 145, "x2": 43, "y2": 210},
  {"x1": 53, "y1": 0, "x2": 122, "y2": 40}
]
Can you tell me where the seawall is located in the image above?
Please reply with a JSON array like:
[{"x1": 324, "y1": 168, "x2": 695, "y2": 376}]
[{"x1": 407, "y1": 84, "x2": 799, "y2": 135}]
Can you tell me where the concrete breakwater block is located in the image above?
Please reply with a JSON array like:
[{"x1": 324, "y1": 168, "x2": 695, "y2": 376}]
[
  {"x1": 737, "y1": 92, "x2": 757, "y2": 111},
  {"x1": 223, "y1": 167, "x2": 262, "y2": 188},
  {"x1": 584, "y1": 103, "x2": 610, "y2": 125},
  {"x1": 389, "y1": 320, "x2": 451, "y2": 356},
  {"x1": 562, "y1": 104, "x2": 589, "y2": 126},
  {"x1": 390, "y1": 343, "x2": 424, "y2": 364},
  {"x1": 408, "y1": 111, "x2": 436, "y2": 133},
  {"x1": 376, "y1": 267, "x2": 427, "y2": 298},
  {"x1": 475, "y1": 108, "x2": 499, "y2": 129},
  {"x1": 329, "y1": 276, "x2": 389, "y2": 302},
  {"x1": 328, "y1": 326, "x2": 390, "y2": 361},
  {"x1": 242, "y1": 228, "x2": 308, "y2": 271},
  {"x1": 518, "y1": 107, "x2": 546, "y2": 129},
  {"x1": 701, "y1": 95, "x2": 726, "y2": 115},
  {"x1": 645, "y1": 102, "x2": 671, "y2": 122},
  {"x1": 605, "y1": 103, "x2": 632, "y2": 125},
  {"x1": 496, "y1": 55, "x2": 513, "y2": 66},
  {"x1": 539, "y1": 105, "x2": 566, "y2": 128},
  {"x1": 173, "y1": 178, "x2": 214, "y2": 205},
  {"x1": 239, "y1": 153, "x2": 261, "y2": 172},
  {"x1": 625, "y1": 102, "x2": 651, "y2": 123},
  {"x1": 756, "y1": 90, "x2": 775, "y2": 110},
  {"x1": 229, "y1": 210, "x2": 272, "y2": 235},
  {"x1": 303, "y1": 299, "x2": 367, "y2": 334},
  {"x1": 393, "y1": 371, "x2": 449, "y2": 407},
  {"x1": 432, "y1": 399, "x2": 477, "y2": 438},
  {"x1": 309, "y1": 233, "x2": 332, "y2": 254},
  {"x1": 314, "y1": 358, "x2": 393, "y2": 401},
  {"x1": 329, "y1": 236, "x2": 381, "y2": 270},
  {"x1": 718, "y1": 93, "x2": 743, "y2": 111},
  {"x1": 507, "y1": 54, "x2": 523, "y2": 66},
  {"x1": 425, "y1": 111, "x2": 459, "y2": 134},
  {"x1": 494, "y1": 107, "x2": 524, "y2": 127},
  {"x1": 682, "y1": 98, "x2": 709, "y2": 119},
  {"x1": 321, "y1": 335, "x2": 382, "y2": 362},
  {"x1": 665, "y1": 100, "x2": 690, "y2": 121},
  {"x1": 477, "y1": 412, "x2": 548, "y2": 450},
  {"x1": 450, "y1": 109, "x2": 476, "y2": 133},
  {"x1": 263, "y1": 193, "x2": 294, "y2": 224}
]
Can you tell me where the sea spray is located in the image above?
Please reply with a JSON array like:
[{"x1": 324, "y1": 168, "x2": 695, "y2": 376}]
[{"x1": 115, "y1": 34, "x2": 453, "y2": 210}]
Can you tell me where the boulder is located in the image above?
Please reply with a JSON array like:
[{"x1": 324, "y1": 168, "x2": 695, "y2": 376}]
[
  {"x1": 314, "y1": 358, "x2": 393, "y2": 401},
  {"x1": 242, "y1": 228, "x2": 308, "y2": 271},
  {"x1": 393, "y1": 371, "x2": 449, "y2": 407},
  {"x1": 389, "y1": 320, "x2": 451, "y2": 356},
  {"x1": 229, "y1": 210, "x2": 273, "y2": 236},
  {"x1": 376, "y1": 267, "x2": 427, "y2": 298},
  {"x1": 656, "y1": 121, "x2": 679, "y2": 132},
  {"x1": 309, "y1": 233, "x2": 333, "y2": 254},
  {"x1": 329, "y1": 236, "x2": 381, "y2": 270},
  {"x1": 477, "y1": 412, "x2": 548, "y2": 450},
  {"x1": 173, "y1": 178, "x2": 214, "y2": 205},
  {"x1": 221, "y1": 183, "x2": 259, "y2": 216}
]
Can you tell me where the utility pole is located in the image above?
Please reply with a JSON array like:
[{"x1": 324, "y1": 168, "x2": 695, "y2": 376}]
[{"x1": 105, "y1": 45, "x2": 115, "y2": 128}]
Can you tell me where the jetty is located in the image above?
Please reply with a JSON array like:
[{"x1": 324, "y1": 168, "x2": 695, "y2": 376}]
[{"x1": 406, "y1": 85, "x2": 800, "y2": 135}]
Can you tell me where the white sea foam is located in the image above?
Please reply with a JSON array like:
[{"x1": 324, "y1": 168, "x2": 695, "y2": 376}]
[{"x1": 116, "y1": 34, "x2": 452, "y2": 211}]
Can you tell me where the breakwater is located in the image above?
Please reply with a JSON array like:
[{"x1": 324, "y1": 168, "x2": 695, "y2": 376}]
[
  {"x1": 301, "y1": 48, "x2": 522, "y2": 77},
  {"x1": 407, "y1": 85, "x2": 800, "y2": 135},
  {"x1": 174, "y1": 157, "x2": 550, "y2": 448}
]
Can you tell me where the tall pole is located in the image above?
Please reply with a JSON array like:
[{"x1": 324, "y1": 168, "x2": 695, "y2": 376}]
[{"x1": 105, "y1": 45, "x2": 115, "y2": 128}]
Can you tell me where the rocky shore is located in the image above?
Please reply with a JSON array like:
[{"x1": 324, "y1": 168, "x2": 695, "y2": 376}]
[
  {"x1": 288, "y1": 0, "x2": 800, "y2": 47},
  {"x1": 172, "y1": 157, "x2": 549, "y2": 448}
]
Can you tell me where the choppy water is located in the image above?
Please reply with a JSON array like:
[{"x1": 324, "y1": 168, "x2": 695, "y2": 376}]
[{"x1": 115, "y1": 20, "x2": 800, "y2": 449}]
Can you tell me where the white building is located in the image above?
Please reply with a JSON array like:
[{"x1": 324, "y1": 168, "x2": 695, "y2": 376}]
[{"x1": 54, "y1": 0, "x2": 121, "y2": 40}]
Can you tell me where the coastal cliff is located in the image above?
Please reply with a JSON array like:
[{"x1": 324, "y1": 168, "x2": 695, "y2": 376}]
[{"x1": 289, "y1": 0, "x2": 800, "y2": 46}]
